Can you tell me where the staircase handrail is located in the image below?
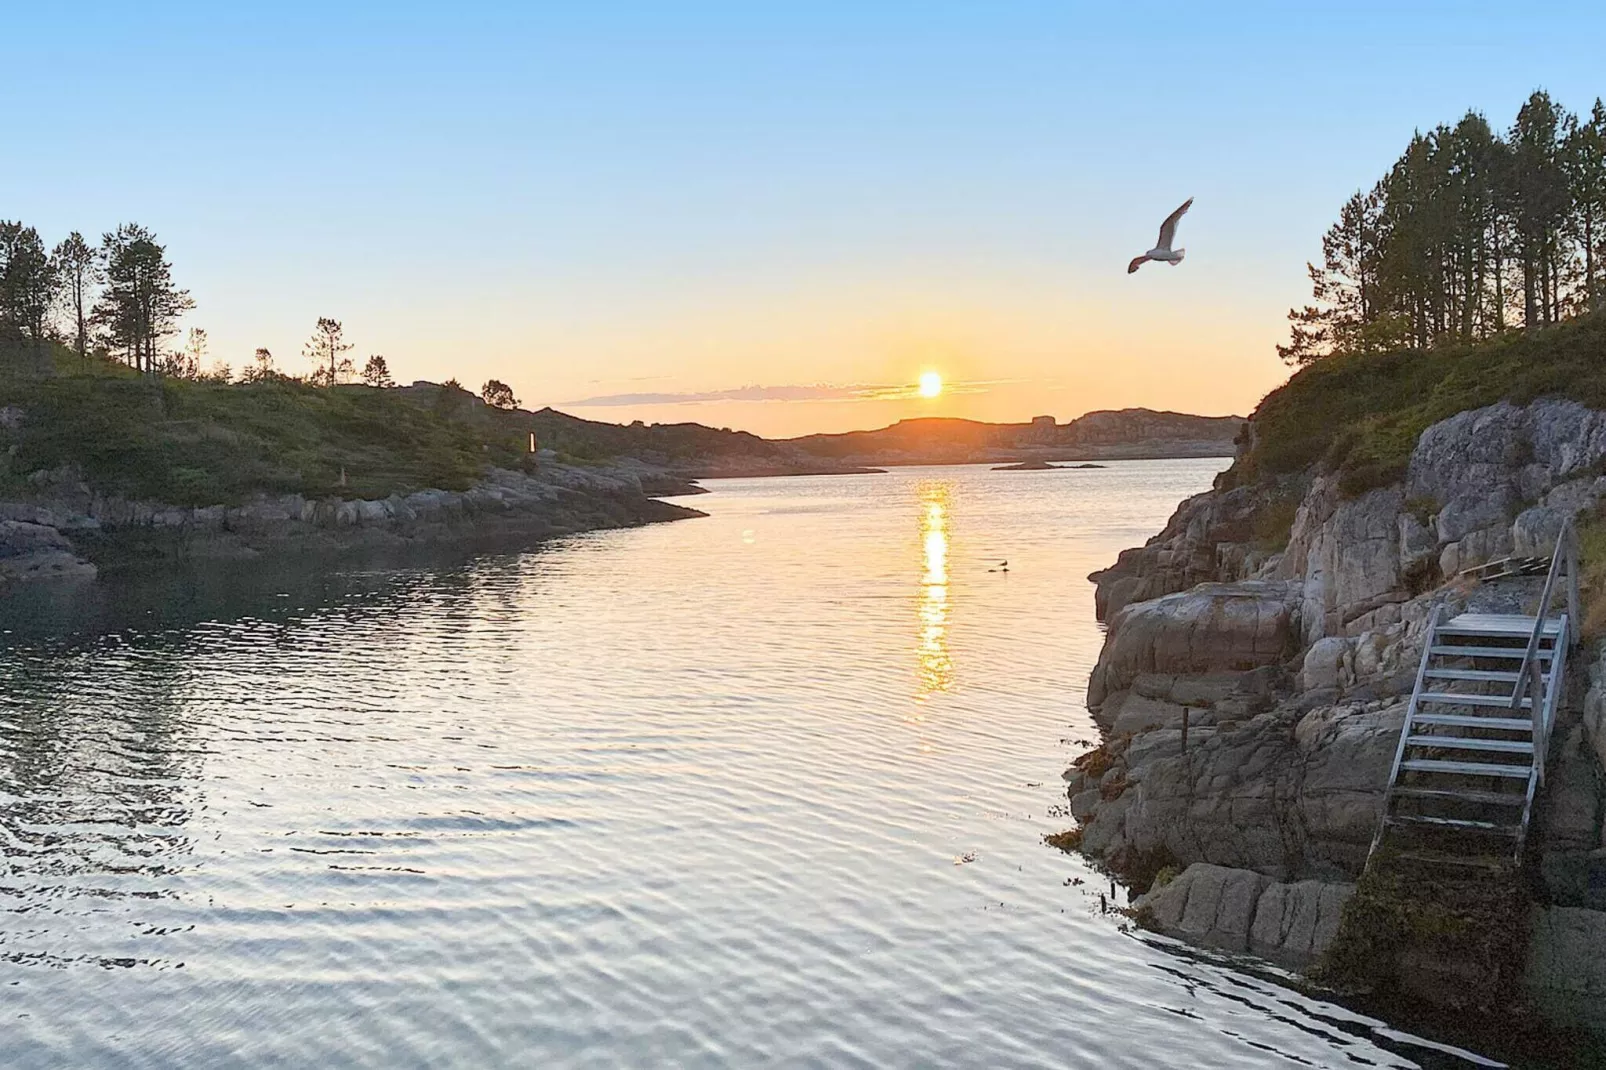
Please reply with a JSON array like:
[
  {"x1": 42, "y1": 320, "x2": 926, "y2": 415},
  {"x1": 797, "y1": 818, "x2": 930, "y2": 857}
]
[
  {"x1": 1510, "y1": 515, "x2": 1574, "y2": 720},
  {"x1": 1567, "y1": 520, "x2": 1581, "y2": 644}
]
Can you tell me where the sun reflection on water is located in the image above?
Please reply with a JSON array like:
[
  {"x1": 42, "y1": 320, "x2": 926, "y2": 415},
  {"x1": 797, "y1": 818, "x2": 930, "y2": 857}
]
[{"x1": 916, "y1": 481, "x2": 954, "y2": 702}]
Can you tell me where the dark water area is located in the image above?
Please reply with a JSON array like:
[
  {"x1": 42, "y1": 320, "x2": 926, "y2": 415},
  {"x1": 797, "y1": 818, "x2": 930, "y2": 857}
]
[{"x1": 0, "y1": 461, "x2": 1586, "y2": 1067}]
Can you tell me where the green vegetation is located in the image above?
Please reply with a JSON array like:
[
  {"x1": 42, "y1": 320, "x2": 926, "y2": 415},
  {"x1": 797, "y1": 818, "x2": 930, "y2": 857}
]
[
  {"x1": 0, "y1": 358, "x2": 532, "y2": 505},
  {"x1": 1229, "y1": 90, "x2": 1606, "y2": 500},
  {"x1": 0, "y1": 343, "x2": 804, "y2": 507},
  {"x1": 1320, "y1": 855, "x2": 1532, "y2": 1010},
  {"x1": 1574, "y1": 503, "x2": 1606, "y2": 637},
  {"x1": 1228, "y1": 307, "x2": 1606, "y2": 496},
  {"x1": 1282, "y1": 92, "x2": 1606, "y2": 364}
]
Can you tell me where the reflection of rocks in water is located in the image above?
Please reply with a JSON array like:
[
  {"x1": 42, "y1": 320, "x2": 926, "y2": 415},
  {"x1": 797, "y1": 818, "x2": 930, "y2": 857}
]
[
  {"x1": 1, "y1": 638, "x2": 199, "y2": 969},
  {"x1": 0, "y1": 542, "x2": 536, "y2": 645}
]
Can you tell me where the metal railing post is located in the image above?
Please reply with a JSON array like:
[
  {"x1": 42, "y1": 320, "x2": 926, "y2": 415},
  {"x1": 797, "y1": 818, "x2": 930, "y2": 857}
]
[
  {"x1": 1567, "y1": 522, "x2": 1581, "y2": 647},
  {"x1": 1512, "y1": 518, "x2": 1570, "y2": 713}
]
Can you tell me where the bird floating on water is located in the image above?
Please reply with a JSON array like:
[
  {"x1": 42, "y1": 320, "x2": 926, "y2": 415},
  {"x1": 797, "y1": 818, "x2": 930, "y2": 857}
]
[
  {"x1": 989, "y1": 560, "x2": 1009, "y2": 573},
  {"x1": 1127, "y1": 197, "x2": 1193, "y2": 274}
]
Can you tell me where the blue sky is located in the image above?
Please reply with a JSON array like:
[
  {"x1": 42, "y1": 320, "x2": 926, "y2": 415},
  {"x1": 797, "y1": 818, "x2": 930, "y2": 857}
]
[{"x1": 6, "y1": 2, "x2": 1605, "y2": 435}]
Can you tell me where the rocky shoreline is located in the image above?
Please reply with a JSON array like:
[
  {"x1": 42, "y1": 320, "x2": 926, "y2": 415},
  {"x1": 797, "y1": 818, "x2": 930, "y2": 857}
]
[
  {"x1": 0, "y1": 457, "x2": 705, "y2": 583},
  {"x1": 1068, "y1": 398, "x2": 1606, "y2": 1030}
]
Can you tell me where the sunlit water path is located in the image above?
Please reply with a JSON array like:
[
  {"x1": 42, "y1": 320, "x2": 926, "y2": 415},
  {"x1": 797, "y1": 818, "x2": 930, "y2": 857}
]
[{"x1": 0, "y1": 462, "x2": 1533, "y2": 1067}]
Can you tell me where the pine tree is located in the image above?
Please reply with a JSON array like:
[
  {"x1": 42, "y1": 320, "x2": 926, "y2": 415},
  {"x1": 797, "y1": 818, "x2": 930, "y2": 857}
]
[
  {"x1": 1509, "y1": 92, "x2": 1572, "y2": 327},
  {"x1": 51, "y1": 231, "x2": 101, "y2": 365},
  {"x1": 361, "y1": 354, "x2": 394, "y2": 388},
  {"x1": 93, "y1": 223, "x2": 194, "y2": 373},
  {"x1": 0, "y1": 221, "x2": 60, "y2": 369},
  {"x1": 303, "y1": 317, "x2": 354, "y2": 386},
  {"x1": 1564, "y1": 99, "x2": 1606, "y2": 311}
]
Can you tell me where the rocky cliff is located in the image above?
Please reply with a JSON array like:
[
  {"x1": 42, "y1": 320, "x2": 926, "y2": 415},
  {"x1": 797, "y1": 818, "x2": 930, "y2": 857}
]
[{"x1": 1070, "y1": 398, "x2": 1606, "y2": 1025}]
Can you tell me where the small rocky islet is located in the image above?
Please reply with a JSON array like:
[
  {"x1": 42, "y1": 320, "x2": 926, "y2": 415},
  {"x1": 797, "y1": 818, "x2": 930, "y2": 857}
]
[{"x1": 990, "y1": 460, "x2": 1107, "y2": 471}]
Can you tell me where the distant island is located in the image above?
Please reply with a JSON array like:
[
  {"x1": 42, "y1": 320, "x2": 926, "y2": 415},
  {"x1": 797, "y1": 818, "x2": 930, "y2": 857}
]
[
  {"x1": 784, "y1": 410, "x2": 1240, "y2": 469},
  {"x1": 531, "y1": 404, "x2": 1240, "y2": 478},
  {"x1": 992, "y1": 461, "x2": 1107, "y2": 472},
  {"x1": 526, "y1": 395, "x2": 1239, "y2": 475}
]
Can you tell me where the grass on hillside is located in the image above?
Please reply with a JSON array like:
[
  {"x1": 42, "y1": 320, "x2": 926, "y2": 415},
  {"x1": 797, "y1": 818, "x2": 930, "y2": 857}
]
[
  {"x1": 0, "y1": 344, "x2": 797, "y2": 507},
  {"x1": 1234, "y1": 309, "x2": 1606, "y2": 497},
  {"x1": 1, "y1": 351, "x2": 533, "y2": 505}
]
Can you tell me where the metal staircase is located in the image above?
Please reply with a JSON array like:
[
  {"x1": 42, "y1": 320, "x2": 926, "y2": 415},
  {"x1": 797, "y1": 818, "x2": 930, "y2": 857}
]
[{"x1": 1370, "y1": 519, "x2": 1581, "y2": 869}]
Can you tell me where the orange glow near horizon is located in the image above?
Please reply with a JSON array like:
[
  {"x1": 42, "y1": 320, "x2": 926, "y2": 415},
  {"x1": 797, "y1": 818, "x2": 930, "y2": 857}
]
[{"x1": 463, "y1": 279, "x2": 1289, "y2": 439}]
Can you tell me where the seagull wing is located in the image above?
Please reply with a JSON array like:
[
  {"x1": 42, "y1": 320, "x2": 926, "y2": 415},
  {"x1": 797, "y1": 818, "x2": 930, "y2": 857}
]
[
  {"x1": 1127, "y1": 254, "x2": 1149, "y2": 274},
  {"x1": 1155, "y1": 197, "x2": 1194, "y2": 251}
]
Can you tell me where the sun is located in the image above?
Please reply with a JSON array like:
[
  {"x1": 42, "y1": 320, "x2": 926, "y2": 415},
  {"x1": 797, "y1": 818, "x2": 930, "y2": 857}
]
[{"x1": 918, "y1": 371, "x2": 943, "y2": 398}]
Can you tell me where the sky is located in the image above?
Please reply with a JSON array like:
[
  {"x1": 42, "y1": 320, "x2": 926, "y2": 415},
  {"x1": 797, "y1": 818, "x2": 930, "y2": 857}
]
[{"x1": 6, "y1": 2, "x2": 1606, "y2": 438}]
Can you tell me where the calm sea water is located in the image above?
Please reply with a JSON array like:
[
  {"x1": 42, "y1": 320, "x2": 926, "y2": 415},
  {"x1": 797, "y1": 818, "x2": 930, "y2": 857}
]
[{"x1": 0, "y1": 461, "x2": 1527, "y2": 1068}]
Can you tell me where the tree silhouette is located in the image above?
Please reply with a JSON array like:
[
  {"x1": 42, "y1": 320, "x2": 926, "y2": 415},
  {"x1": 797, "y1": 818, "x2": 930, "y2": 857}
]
[
  {"x1": 303, "y1": 317, "x2": 354, "y2": 386},
  {"x1": 361, "y1": 354, "x2": 394, "y2": 388},
  {"x1": 1, "y1": 221, "x2": 60, "y2": 369},
  {"x1": 94, "y1": 223, "x2": 192, "y2": 373},
  {"x1": 482, "y1": 379, "x2": 519, "y2": 409},
  {"x1": 1283, "y1": 91, "x2": 1606, "y2": 364},
  {"x1": 51, "y1": 231, "x2": 101, "y2": 365}
]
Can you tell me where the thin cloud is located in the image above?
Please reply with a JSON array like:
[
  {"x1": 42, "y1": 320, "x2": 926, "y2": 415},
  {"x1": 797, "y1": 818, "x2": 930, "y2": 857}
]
[{"x1": 565, "y1": 380, "x2": 996, "y2": 407}]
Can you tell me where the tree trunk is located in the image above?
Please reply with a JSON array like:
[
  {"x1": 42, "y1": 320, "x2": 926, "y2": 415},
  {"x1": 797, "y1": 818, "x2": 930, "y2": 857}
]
[
  {"x1": 1493, "y1": 225, "x2": 1505, "y2": 330},
  {"x1": 1586, "y1": 211, "x2": 1597, "y2": 309},
  {"x1": 1524, "y1": 253, "x2": 1537, "y2": 328}
]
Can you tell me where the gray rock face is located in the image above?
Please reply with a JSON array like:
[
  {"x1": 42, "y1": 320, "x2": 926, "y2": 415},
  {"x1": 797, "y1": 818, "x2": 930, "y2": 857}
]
[
  {"x1": 0, "y1": 519, "x2": 96, "y2": 583},
  {"x1": 1528, "y1": 906, "x2": 1606, "y2": 1031},
  {"x1": 1067, "y1": 695, "x2": 1402, "y2": 880},
  {"x1": 1089, "y1": 481, "x2": 1296, "y2": 622},
  {"x1": 1077, "y1": 398, "x2": 1606, "y2": 887},
  {"x1": 1276, "y1": 481, "x2": 1405, "y2": 644},
  {"x1": 1073, "y1": 397, "x2": 1606, "y2": 1018},
  {"x1": 1408, "y1": 400, "x2": 1606, "y2": 503},
  {"x1": 1139, "y1": 863, "x2": 1354, "y2": 970},
  {"x1": 1088, "y1": 581, "x2": 1301, "y2": 714},
  {"x1": 0, "y1": 461, "x2": 703, "y2": 578}
]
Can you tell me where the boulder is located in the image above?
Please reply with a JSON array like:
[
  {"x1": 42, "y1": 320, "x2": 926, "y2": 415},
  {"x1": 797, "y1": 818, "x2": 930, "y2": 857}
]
[
  {"x1": 1138, "y1": 863, "x2": 1355, "y2": 970},
  {"x1": 0, "y1": 520, "x2": 96, "y2": 583},
  {"x1": 1142, "y1": 864, "x2": 1271, "y2": 953},
  {"x1": 1087, "y1": 580, "x2": 1300, "y2": 713},
  {"x1": 1089, "y1": 481, "x2": 1301, "y2": 621},
  {"x1": 1299, "y1": 636, "x2": 1350, "y2": 693},
  {"x1": 1248, "y1": 877, "x2": 1354, "y2": 970}
]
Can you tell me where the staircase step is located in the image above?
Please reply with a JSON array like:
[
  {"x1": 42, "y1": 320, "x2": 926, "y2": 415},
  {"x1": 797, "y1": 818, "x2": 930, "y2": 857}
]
[
  {"x1": 1389, "y1": 786, "x2": 1528, "y2": 806},
  {"x1": 1389, "y1": 849, "x2": 1513, "y2": 872},
  {"x1": 1400, "y1": 758, "x2": 1533, "y2": 778},
  {"x1": 1418, "y1": 692, "x2": 1533, "y2": 709},
  {"x1": 1386, "y1": 813, "x2": 1519, "y2": 833},
  {"x1": 1411, "y1": 714, "x2": 1534, "y2": 731},
  {"x1": 1438, "y1": 613, "x2": 1563, "y2": 638},
  {"x1": 1406, "y1": 735, "x2": 1534, "y2": 754},
  {"x1": 1430, "y1": 645, "x2": 1554, "y2": 661},
  {"x1": 1422, "y1": 668, "x2": 1523, "y2": 683}
]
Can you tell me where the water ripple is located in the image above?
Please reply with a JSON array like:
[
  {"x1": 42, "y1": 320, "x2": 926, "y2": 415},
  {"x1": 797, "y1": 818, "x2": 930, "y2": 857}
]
[{"x1": 0, "y1": 461, "x2": 1563, "y2": 1067}]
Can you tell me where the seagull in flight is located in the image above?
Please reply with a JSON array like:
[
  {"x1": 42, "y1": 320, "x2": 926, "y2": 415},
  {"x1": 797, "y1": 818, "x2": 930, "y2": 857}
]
[{"x1": 1127, "y1": 197, "x2": 1193, "y2": 274}]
